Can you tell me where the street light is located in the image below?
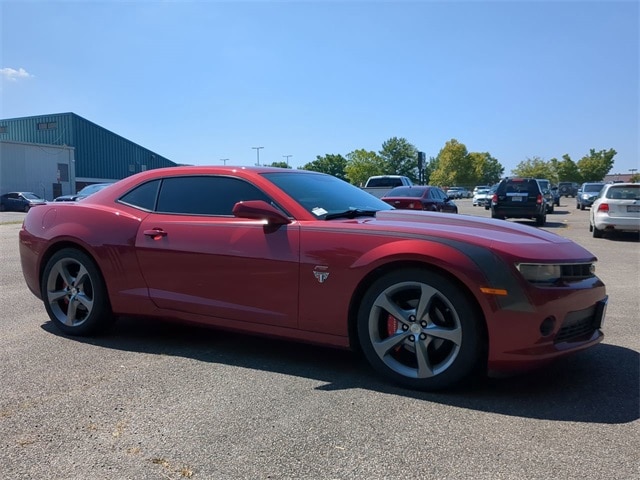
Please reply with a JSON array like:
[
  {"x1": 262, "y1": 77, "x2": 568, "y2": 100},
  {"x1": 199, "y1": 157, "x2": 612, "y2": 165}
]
[
  {"x1": 283, "y1": 154, "x2": 292, "y2": 166},
  {"x1": 252, "y1": 146, "x2": 264, "y2": 166},
  {"x1": 220, "y1": 158, "x2": 229, "y2": 165}
]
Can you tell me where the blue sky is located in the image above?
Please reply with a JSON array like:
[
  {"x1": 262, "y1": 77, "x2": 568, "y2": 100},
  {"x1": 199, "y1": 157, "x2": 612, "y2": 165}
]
[{"x1": 1, "y1": 0, "x2": 638, "y2": 175}]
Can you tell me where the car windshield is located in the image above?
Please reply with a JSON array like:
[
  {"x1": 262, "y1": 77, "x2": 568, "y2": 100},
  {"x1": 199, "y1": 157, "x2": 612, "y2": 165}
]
[
  {"x1": 584, "y1": 184, "x2": 605, "y2": 192},
  {"x1": 262, "y1": 171, "x2": 393, "y2": 219},
  {"x1": 22, "y1": 193, "x2": 42, "y2": 200},
  {"x1": 385, "y1": 186, "x2": 426, "y2": 198},
  {"x1": 78, "y1": 183, "x2": 113, "y2": 196},
  {"x1": 606, "y1": 185, "x2": 640, "y2": 200}
]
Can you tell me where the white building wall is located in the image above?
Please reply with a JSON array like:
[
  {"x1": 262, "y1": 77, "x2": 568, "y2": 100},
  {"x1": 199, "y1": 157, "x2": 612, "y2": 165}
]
[{"x1": 0, "y1": 141, "x2": 75, "y2": 200}]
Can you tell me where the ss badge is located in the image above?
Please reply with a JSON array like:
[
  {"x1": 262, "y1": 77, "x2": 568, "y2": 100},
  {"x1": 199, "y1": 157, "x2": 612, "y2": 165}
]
[{"x1": 313, "y1": 266, "x2": 330, "y2": 284}]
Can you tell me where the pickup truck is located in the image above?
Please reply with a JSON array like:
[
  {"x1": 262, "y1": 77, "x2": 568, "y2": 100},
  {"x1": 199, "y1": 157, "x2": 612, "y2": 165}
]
[{"x1": 361, "y1": 175, "x2": 414, "y2": 198}]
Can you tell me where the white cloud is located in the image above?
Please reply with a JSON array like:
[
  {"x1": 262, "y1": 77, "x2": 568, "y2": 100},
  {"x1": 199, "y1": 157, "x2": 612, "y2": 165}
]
[{"x1": 0, "y1": 67, "x2": 34, "y2": 82}]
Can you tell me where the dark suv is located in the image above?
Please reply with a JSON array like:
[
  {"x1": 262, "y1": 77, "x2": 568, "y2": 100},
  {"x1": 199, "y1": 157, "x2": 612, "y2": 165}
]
[
  {"x1": 490, "y1": 177, "x2": 547, "y2": 226},
  {"x1": 558, "y1": 181, "x2": 579, "y2": 197}
]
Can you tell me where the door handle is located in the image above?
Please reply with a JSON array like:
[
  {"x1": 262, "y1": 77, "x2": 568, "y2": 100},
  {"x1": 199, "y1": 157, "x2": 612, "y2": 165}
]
[{"x1": 143, "y1": 228, "x2": 167, "y2": 240}]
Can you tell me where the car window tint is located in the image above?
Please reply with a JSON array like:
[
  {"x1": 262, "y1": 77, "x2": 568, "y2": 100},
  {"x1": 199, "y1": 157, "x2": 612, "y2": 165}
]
[
  {"x1": 120, "y1": 179, "x2": 161, "y2": 211},
  {"x1": 156, "y1": 176, "x2": 272, "y2": 215}
]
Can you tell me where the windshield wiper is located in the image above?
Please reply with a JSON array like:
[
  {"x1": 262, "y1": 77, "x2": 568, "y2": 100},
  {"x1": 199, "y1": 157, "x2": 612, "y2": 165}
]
[{"x1": 324, "y1": 208, "x2": 378, "y2": 220}]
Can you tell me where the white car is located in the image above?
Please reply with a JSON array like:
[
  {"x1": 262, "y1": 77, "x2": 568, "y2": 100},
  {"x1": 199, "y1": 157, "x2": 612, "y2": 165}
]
[
  {"x1": 472, "y1": 188, "x2": 491, "y2": 206},
  {"x1": 589, "y1": 183, "x2": 640, "y2": 238}
]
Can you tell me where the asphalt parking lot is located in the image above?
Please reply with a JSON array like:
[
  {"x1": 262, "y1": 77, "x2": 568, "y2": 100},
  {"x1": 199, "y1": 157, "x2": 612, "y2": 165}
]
[{"x1": 1, "y1": 200, "x2": 638, "y2": 479}]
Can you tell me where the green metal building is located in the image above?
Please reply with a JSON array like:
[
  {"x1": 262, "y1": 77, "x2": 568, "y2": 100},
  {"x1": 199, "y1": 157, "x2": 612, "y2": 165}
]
[{"x1": 0, "y1": 112, "x2": 177, "y2": 199}]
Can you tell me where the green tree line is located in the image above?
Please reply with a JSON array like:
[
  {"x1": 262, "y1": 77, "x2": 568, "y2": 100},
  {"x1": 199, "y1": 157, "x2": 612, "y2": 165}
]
[{"x1": 266, "y1": 138, "x2": 620, "y2": 187}]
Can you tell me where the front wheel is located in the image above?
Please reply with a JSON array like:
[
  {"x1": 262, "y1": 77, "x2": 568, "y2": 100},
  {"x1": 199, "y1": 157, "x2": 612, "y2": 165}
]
[
  {"x1": 41, "y1": 248, "x2": 113, "y2": 336},
  {"x1": 357, "y1": 269, "x2": 484, "y2": 391}
]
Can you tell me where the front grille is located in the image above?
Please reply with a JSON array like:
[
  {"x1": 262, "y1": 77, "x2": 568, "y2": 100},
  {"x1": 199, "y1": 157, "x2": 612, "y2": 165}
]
[{"x1": 555, "y1": 305, "x2": 598, "y2": 343}]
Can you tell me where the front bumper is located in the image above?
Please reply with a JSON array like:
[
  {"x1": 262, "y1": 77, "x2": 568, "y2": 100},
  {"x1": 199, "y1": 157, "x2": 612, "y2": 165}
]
[{"x1": 486, "y1": 278, "x2": 607, "y2": 372}]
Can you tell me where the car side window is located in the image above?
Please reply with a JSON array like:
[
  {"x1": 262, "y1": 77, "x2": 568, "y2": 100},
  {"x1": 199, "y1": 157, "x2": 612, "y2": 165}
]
[
  {"x1": 156, "y1": 176, "x2": 272, "y2": 216},
  {"x1": 120, "y1": 179, "x2": 161, "y2": 211}
]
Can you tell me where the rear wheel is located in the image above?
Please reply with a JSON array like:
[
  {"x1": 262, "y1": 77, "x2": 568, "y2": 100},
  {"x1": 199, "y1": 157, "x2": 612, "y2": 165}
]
[
  {"x1": 357, "y1": 269, "x2": 484, "y2": 391},
  {"x1": 580, "y1": 203, "x2": 585, "y2": 211},
  {"x1": 41, "y1": 248, "x2": 113, "y2": 336},
  {"x1": 592, "y1": 224, "x2": 603, "y2": 238},
  {"x1": 23, "y1": 205, "x2": 30, "y2": 213},
  {"x1": 535, "y1": 214, "x2": 546, "y2": 226}
]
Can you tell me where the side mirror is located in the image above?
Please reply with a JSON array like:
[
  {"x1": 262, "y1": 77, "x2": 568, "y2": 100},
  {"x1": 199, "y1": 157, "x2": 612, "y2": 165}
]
[{"x1": 232, "y1": 200, "x2": 291, "y2": 226}]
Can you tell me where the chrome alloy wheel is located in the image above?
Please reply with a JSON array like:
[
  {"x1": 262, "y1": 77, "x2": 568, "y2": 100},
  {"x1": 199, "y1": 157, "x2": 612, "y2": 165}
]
[
  {"x1": 46, "y1": 257, "x2": 95, "y2": 327},
  {"x1": 367, "y1": 280, "x2": 462, "y2": 379}
]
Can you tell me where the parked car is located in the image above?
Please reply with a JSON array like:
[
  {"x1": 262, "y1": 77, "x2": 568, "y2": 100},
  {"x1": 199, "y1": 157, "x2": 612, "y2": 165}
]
[
  {"x1": 54, "y1": 183, "x2": 114, "y2": 202},
  {"x1": 472, "y1": 185, "x2": 490, "y2": 195},
  {"x1": 589, "y1": 183, "x2": 640, "y2": 238},
  {"x1": 490, "y1": 177, "x2": 547, "y2": 226},
  {"x1": 558, "y1": 181, "x2": 579, "y2": 197},
  {"x1": 472, "y1": 188, "x2": 492, "y2": 207},
  {"x1": 484, "y1": 184, "x2": 499, "y2": 210},
  {"x1": 361, "y1": 175, "x2": 413, "y2": 199},
  {"x1": 549, "y1": 186, "x2": 561, "y2": 207},
  {"x1": 577, "y1": 182, "x2": 606, "y2": 210},
  {"x1": 446, "y1": 187, "x2": 471, "y2": 199},
  {"x1": 0, "y1": 192, "x2": 46, "y2": 212},
  {"x1": 536, "y1": 179, "x2": 555, "y2": 214},
  {"x1": 19, "y1": 166, "x2": 607, "y2": 391},
  {"x1": 381, "y1": 186, "x2": 458, "y2": 213}
]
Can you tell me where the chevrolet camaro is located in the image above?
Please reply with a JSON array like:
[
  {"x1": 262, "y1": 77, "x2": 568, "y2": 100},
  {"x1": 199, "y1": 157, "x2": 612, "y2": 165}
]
[{"x1": 19, "y1": 166, "x2": 607, "y2": 390}]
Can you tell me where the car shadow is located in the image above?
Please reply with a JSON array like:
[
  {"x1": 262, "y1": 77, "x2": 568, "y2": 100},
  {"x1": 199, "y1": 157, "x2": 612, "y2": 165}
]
[
  {"x1": 41, "y1": 318, "x2": 638, "y2": 425},
  {"x1": 597, "y1": 231, "x2": 640, "y2": 242}
]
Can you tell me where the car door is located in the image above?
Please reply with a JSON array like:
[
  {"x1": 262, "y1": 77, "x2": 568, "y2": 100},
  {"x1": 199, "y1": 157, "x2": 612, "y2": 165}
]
[{"x1": 133, "y1": 175, "x2": 300, "y2": 328}]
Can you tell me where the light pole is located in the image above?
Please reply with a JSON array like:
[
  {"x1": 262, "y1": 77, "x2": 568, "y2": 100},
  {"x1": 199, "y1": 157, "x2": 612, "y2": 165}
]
[
  {"x1": 283, "y1": 154, "x2": 292, "y2": 166},
  {"x1": 220, "y1": 158, "x2": 229, "y2": 165},
  {"x1": 252, "y1": 146, "x2": 264, "y2": 166}
]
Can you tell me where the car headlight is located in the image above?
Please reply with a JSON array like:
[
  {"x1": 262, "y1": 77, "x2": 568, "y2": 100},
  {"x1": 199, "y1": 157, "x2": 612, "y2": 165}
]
[{"x1": 516, "y1": 263, "x2": 562, "y2": 283}]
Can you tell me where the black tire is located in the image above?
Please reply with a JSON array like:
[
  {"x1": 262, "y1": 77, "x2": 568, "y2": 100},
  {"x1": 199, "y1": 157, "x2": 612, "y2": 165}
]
[
  {"x1": 592, "y1": 224, "x2": 603, "y2": 238},
  {"x1": 535, "y1": 214, "x2": 546, "y2": 226},
  {"x1": 41, "y1": 248, "x2": 113, "y2": 336},
  {"x1": 24, "y1": 205, "x2": 30, "y2": 213},
  {"x1": 580, "y1": 203, "x2": 585, "y2": 211},
  {"x1": 357, "y1": 269, "x2": 484, "y2": 391},
  {"x1": 548, "y1": 205, "x2": 554, "y2": 214},
  {"x1": 576, "y1": 203, "x2": 580, "y2": 210}
]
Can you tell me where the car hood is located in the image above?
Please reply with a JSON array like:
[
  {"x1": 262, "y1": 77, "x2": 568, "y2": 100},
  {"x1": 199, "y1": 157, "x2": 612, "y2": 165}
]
[{"x1": 361, "y1": 210, "x2": 595, "y2": 262}]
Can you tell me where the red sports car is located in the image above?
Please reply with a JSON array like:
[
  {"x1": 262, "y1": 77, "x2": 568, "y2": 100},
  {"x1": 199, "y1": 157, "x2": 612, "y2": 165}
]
[{"x1": 19, "y1": 166, "x2": 607, "y2": 391}]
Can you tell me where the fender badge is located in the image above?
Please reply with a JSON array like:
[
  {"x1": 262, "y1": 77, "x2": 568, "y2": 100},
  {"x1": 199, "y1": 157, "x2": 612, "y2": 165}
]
[{"x1": 313, "y1": 266, "x2": 330, "y2": 284}]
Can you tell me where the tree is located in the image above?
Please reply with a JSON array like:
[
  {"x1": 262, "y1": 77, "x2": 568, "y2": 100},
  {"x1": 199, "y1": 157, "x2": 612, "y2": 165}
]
[
  {"x1": 577, "y1": 148, "x2": 617, "y2": 182},
  {"x1": 470, "y1": 152, "x2": 504, "y2": 185},
  {"x1": 379, "y1": 137, "x2": 419, "y2": 181},
  {"x1": 553, "y1": 154, "x2": 582, "y2": 183},
  {"x1": 344, "y1": 149, "x2": 385, "y2": 186},
  {"x1": 511, "y1": 156, "x2": 555, "y2": 181},
  {"x1": 421, "y1": 156, "x2": 439, "y2": 185},
  {"x1": 267, "y1": 161, "x2": 291, "y2": 169},
  {"x1": 429, "y1": 139, "x2": 472, "y2": 187},
  {"x1": 300, "y1": 154, "x2": 347, "y2": 180}
]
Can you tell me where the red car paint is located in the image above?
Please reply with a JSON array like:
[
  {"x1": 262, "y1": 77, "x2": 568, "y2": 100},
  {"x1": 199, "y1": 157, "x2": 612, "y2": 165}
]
[{"x1": 19, "y1": 166, "x2": 606, "y2": 389}]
